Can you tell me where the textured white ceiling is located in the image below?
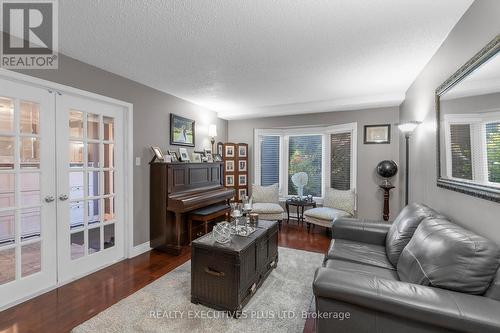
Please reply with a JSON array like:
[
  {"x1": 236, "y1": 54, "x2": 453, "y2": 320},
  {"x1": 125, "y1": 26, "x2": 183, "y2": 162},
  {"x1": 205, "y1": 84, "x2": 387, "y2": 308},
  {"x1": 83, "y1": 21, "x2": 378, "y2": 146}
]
[{"x1": 58, "y1": 0, "x2": 473, "y2": 119}]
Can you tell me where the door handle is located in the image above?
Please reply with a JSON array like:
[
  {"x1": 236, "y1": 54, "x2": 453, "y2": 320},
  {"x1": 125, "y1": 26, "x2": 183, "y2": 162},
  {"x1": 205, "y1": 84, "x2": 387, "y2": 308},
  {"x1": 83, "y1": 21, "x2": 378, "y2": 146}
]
[
  {"x1": 59, "y1": 194, "x2": 69, "y2": 201},
  {"x1": 44, "y1": 195, "x2": 55, "y2": 203}
]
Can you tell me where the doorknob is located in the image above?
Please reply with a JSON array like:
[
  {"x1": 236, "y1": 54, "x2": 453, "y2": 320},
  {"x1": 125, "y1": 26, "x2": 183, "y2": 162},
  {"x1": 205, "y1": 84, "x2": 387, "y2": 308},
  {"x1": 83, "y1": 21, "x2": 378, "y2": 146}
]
[
  {"x1": 44, "y1": 195, "x2": 55, "y2": 203},
  {"x1": 59, "y1": 194, "x2": 69, "y2": 201}
]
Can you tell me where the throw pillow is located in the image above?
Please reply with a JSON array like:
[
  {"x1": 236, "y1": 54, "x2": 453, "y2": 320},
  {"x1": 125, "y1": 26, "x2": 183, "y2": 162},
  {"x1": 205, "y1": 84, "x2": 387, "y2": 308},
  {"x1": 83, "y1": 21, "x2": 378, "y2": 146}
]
[
  {"x1": 251, "y1": 183, "x2": 279, "y2": 203},
  {"x1": 323, "y1": 188, "x2": 355, "y2": 216}
]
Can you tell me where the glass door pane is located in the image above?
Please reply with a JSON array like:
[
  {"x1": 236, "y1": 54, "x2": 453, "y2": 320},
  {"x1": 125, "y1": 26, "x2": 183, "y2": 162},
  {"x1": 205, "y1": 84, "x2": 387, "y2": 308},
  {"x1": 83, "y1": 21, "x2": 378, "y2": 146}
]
[
  {"x1": 0, "y1": 78, "x2": 57, "y2": 310},
  {"x1": 56, "y1": 94, "x2": 123, "y2": 284}
]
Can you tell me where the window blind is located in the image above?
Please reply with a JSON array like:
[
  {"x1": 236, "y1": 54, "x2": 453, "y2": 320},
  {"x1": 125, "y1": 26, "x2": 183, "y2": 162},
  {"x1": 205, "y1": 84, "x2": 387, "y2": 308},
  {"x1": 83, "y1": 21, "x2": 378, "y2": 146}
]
[
  {"x1": 450, "y1": 124, "x2": 473, "y2": 180},
  {"x1": 486, "y1": 122, "x2": 500, "y2": 183},
  {"x1": 331, "y1": 132, "x2": 351, "y2": 190},
  {"x1": 288, "y1": 135, "x2": 322, "y2": 197},
  {"x1": 260, "y1": 136, "x2": 280, "y2": 186}
]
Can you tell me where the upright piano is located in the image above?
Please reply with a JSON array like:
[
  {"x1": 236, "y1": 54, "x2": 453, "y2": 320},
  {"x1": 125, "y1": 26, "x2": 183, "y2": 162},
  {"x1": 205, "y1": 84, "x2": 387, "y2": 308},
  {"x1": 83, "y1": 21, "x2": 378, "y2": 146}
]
[{"x1": 150, "y1": 161, "x2": 235, "y2": 255}]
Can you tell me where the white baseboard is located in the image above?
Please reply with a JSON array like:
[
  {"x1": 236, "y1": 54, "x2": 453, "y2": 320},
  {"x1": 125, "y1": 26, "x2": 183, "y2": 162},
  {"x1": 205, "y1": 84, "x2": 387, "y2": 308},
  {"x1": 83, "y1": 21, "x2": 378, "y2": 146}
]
[{"x1": 128, "y1": 241, "x2": 151, "y2": 258}]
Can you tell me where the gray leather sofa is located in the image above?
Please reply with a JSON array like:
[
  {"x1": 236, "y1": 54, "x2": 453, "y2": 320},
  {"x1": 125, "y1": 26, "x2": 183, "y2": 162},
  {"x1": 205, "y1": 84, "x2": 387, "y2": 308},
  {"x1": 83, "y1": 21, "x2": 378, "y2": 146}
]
[{"x1": 313, "y1": 203, "x2": 500, "y2": 333}]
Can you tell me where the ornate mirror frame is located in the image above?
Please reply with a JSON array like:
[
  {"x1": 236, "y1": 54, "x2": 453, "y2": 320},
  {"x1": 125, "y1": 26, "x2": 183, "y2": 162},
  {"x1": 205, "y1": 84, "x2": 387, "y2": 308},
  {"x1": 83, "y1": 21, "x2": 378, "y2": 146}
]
[{"x1": 435, "y1": 35, "x2": 500, "y2": 202}]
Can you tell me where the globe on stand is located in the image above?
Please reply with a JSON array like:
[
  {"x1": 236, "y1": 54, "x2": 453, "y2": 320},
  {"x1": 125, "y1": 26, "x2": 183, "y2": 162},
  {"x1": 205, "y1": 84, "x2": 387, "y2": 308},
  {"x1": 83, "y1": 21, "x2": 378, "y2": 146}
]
[{"x1": 376, "y1": 160, "x2": 398, "y2": 186}]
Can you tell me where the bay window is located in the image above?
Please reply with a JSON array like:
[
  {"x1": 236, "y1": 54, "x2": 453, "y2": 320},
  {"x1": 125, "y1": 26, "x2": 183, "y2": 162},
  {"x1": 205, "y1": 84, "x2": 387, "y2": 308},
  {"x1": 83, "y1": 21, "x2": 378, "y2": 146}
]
[{"x1": 255, "y1": 123, "x2": 357, "y2": 199}]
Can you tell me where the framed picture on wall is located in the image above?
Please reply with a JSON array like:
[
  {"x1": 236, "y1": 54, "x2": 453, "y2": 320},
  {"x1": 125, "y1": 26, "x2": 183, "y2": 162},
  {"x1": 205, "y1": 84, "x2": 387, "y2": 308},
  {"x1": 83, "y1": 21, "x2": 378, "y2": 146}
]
[
  {"x1": 226, "y1": 175, "x2": 235, "y2": 187},
  {"x1": 238, "y1": 174, "x2": 247, "y2": 186},
  {"x1": 364, "y1": 124, "x2": 391, "y2": 144},
  {"x1": 170, "y1": 113, "x2": 195, "y2": 147}
]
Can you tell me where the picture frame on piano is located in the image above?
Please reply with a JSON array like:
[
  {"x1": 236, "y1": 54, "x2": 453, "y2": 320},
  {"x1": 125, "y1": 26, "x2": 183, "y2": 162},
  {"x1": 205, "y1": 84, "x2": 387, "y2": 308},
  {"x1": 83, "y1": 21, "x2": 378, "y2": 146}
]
[
  {"x1": 168, "y1": 150, "x2": 179, "y2": 162},
  {"x1": 150, "y1": 146, "x2": 164, "y2": 163},
  {"x1": 179, "y1": 147, "x2": 190, "y2": 162}
]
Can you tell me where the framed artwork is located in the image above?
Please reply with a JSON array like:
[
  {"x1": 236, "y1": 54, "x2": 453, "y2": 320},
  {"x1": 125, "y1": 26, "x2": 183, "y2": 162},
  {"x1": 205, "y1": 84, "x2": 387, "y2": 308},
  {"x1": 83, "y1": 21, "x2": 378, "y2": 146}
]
[
  {"x1": 238, "y1": 144, "x2": 247, "y2": 157},
  {"x1": 238, "y1": 188, "x2": 247, "y2": 199},
  {"x1": 168, "y1": 150, "x2": 179, "y2": 162},
  {"x1": 217, "y1": 142, "x2": 224, "y2": 156},
  {"x1": 170, "y1": 113, "x2": 195, "y2": 147},
  {"x1": 226, "y1": 160, "x2": 235, "y2": 172},
  {"x1": 150, "y1": 146, "x2": 164, "y2": 162},
  {"x1": 225, "y1": 145, "x2": 235, "y2": 158},
  {"x1": 239, "y1": 174, "x2": 247, "y2": 186},
  {"x1": 238, "y1": 160, "x2": 247, "y2": 172},
  {"x1": 364, "y1": 124, "x2": 391, "y2": 144},
  {"x1": 226, "y1": 175, "x2": 235, "y2": 187},
  {"x1": 179, "y1": 147, "x2": 190, "y2": 162},
  {"x1": 206, "y1": 153, "x2": 214, "y2": 163}
]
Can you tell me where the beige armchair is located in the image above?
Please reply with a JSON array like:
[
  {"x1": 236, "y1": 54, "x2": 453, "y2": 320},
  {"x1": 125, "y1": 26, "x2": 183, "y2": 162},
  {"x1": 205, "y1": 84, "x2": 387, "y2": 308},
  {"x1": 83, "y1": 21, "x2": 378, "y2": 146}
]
[
  {"x1": 250, "y1": 183, "x2": 284, "y2": 229},
  {"x1": 304, "y1": 188, "x2": 355, "y2": 232}
]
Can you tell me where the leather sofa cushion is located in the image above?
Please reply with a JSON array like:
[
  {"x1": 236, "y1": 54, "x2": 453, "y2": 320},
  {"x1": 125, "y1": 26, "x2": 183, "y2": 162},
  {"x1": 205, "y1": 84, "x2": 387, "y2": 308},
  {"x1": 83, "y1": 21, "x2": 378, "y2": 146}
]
[
  {"x1": 398, "y1": 217, "x2": 500, "y2": 295},
  {"x1": 385, "y1": 203, "x2": 439, "y2": 266},
  {"x1": 324, "y1": 259, "x2": 399, "y2": 281},
  {"x1": 325, "y1": 239, "x2": 395, "y2": 270},
  {"x1": 485, "y1": 269, "x2": 500, "y2": 301}
]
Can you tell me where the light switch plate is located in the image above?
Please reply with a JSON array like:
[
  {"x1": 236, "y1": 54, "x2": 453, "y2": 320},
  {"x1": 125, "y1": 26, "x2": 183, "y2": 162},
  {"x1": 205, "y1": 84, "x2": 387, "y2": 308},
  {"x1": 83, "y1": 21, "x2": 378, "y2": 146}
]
[{"x1": 135, "y1": 157, "x2": 141, "y2": 166}]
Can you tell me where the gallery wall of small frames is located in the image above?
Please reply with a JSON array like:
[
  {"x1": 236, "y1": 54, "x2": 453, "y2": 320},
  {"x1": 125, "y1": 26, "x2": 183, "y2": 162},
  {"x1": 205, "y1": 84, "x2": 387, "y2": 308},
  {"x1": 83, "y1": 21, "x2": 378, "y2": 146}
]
[{"x1": 220, "y1": 142, "x2": 248, "y2": 202}]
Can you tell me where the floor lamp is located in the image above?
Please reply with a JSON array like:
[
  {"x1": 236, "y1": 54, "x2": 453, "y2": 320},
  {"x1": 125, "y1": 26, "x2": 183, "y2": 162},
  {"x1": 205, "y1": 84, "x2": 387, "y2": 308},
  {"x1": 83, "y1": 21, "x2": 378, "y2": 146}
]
[{"x1": 398, "y1": 121, "x2": 422, "y2": 206}]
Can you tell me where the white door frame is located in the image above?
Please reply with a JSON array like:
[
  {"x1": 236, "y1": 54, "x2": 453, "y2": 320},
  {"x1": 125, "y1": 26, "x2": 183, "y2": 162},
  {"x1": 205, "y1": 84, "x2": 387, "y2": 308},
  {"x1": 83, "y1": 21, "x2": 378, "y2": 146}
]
[{"x1": 0, "y1": 69, "x2": 135, "y2": 309}]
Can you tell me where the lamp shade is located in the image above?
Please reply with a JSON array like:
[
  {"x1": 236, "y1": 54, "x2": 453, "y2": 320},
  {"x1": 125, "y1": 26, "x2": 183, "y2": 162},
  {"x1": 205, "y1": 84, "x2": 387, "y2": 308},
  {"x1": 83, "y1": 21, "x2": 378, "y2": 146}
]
[
  {"x1": 208, "y1": 124, "x2": 217, "y2": 137},
  {"x1": 398, "y1": 121, "x2": 421, "y2": 134}
]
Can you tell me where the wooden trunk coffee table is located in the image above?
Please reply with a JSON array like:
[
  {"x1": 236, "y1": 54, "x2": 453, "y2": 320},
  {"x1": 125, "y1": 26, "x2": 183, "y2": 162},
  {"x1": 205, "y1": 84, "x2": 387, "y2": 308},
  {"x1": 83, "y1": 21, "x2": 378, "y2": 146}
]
[{"x1": 191, "y1": 220, "x2": 279, "y2": 317}]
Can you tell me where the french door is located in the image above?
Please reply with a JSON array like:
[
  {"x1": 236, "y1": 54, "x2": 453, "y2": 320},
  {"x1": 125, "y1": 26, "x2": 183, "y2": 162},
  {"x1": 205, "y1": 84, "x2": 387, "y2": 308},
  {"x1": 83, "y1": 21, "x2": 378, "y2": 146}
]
[
  {"x1": 56, "y1": 94, "x2": 124, "y2": 283},
  {"x1": 0, "y1": 79, "x2": 57, "y2": 308},
  {"x1": 0, "y1": 77, "x2": 125, "y2": 309}
]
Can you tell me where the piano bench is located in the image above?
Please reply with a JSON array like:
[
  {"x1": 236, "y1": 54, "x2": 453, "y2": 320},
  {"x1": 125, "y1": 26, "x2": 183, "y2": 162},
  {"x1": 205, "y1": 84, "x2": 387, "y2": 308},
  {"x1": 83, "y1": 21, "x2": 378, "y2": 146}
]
[{"x1": 188, "y1": 204, "x2": 231, "y2": 243}]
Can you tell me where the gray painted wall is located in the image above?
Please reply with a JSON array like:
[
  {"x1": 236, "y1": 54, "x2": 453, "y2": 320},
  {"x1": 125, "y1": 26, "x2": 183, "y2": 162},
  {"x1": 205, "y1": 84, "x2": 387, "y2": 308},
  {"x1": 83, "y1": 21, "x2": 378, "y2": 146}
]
[
  {"x1": 228, "y1": 107, "x2": 400, "y2": 220},
  {"x1": 399, "y1": 0, "x2": 500, "y2": 244},
  {"x1": 16, "y1": 54, "x2": 228, "y2": 246}
]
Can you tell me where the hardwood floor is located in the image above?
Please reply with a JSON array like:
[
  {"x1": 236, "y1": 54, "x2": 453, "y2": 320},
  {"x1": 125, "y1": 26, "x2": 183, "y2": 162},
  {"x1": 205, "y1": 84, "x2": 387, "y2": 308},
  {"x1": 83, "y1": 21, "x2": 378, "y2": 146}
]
[{"x1": 0, "y1": 221, "x2": 329, "y2": 333}]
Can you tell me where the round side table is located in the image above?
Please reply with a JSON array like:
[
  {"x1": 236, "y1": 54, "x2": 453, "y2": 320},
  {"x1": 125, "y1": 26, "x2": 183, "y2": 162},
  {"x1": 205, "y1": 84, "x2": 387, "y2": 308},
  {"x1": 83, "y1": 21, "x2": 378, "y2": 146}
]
[{"x1": 285, "y1": 198, "x2": 317, "y2": 225}]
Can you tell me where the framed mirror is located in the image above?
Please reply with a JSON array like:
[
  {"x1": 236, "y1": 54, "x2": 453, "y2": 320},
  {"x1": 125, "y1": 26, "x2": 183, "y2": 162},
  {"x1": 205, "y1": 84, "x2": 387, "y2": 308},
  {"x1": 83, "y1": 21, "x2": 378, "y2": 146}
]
[{"x1": 436, "y1": 35, "x2": 500, "y2": 201}]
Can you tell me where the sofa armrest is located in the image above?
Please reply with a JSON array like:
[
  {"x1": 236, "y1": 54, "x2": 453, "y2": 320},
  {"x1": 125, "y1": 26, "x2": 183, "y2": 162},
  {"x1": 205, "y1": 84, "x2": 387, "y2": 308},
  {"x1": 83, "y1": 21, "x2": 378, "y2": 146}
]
[
  {"x1": 331, "y1": 218, "x2": 390, "y2": 245},
  {"x1": 313, "y1": 268, "x2": 500, "y2": 333}
]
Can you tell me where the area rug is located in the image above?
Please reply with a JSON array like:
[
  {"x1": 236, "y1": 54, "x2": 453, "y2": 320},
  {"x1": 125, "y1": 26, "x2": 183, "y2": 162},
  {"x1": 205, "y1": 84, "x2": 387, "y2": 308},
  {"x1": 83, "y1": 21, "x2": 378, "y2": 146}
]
[{"x1": 72, "y1": 247, "x2": 323, "y2": 333}]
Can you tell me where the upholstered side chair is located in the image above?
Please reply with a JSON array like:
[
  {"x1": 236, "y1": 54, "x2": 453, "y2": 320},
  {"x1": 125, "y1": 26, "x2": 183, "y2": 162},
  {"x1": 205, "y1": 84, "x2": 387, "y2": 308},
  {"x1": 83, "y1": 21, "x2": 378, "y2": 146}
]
[
  {"x1": 250, "y1": 183, "x2": 284, "y2": 229},
  {"x1": 304, "y1": 188, "x2": 355, "y2": 232}
]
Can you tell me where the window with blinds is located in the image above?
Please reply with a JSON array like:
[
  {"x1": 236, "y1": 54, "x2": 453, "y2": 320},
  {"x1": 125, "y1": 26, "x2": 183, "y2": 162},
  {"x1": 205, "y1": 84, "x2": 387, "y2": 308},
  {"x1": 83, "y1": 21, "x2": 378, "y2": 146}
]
[
  {"x1": 260, "y1": 136, "x2": 280, "y2": 186},
  {"x1": 449, "y1": 124, "x2": 473, "y2": 180},
  {"x1": 486, "y1": 122, "x2": 500, "y2": 183},
  {"x1": 331, "y1": 132, "x2": 352, "y2": 190},
  {"x1": 288, "y1": 135, "x2": 322, "y2": 197},
  {"x1": 445, "y1": 118, "x2": 500, "y2": 186}
]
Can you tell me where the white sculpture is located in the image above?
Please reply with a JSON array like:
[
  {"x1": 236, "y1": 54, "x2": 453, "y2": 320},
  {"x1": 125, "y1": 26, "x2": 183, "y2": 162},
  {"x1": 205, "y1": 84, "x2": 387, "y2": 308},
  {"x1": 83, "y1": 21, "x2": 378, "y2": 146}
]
[
  {"x1": 291, "y1": 172, "x2": 308, "y2": 198},
  {"x1": 212, "y1": 222, "x2": 232, "y2": 244}
]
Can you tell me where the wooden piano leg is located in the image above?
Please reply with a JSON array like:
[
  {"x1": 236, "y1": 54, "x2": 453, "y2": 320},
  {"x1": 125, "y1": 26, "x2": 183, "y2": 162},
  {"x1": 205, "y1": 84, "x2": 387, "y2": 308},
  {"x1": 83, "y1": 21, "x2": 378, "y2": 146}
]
[
  {"x1": 188, "y1": 217, "x2": 193, "y2": 244},
  {"x1": 176, "y1": 213, "x2": 182, "y2": 249}
]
